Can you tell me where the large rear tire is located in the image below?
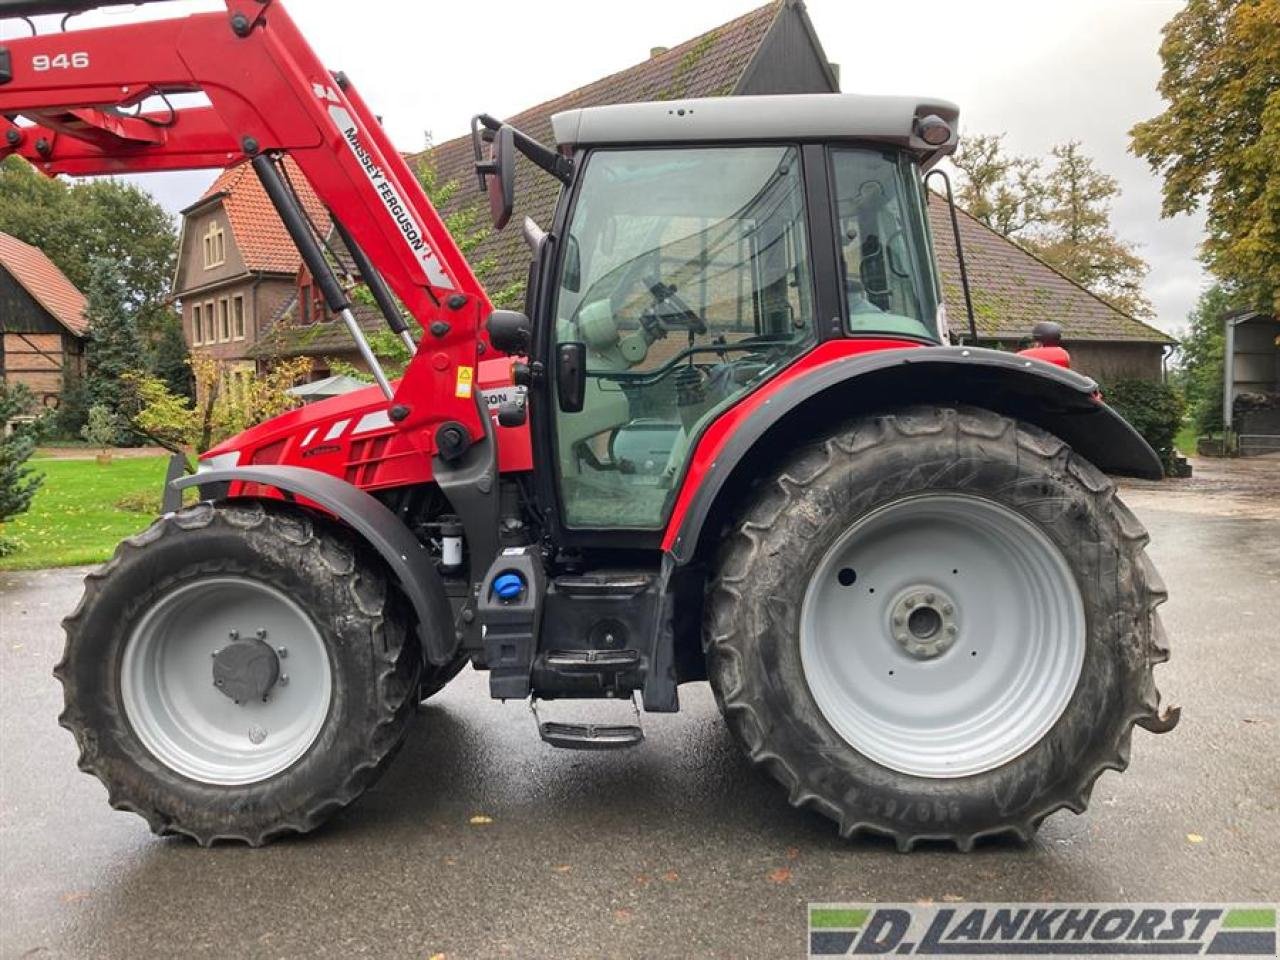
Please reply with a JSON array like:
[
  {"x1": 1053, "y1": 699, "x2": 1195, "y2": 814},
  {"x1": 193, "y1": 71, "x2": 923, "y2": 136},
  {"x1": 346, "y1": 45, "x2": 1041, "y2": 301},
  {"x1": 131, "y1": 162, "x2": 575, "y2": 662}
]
[
  {"x1": 705, "y1": 406, "x2": 1176, "y2": 850},
  {"x1": 57, "y1": 500, "x2": 421, "y2": 846}
]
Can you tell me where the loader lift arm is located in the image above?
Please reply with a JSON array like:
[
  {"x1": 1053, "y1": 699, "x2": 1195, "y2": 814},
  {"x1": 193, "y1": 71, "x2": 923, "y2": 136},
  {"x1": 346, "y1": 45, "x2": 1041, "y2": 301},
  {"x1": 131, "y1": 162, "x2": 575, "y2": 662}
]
[{"x1": 0, "y1": 0, "x2": 492, "y2": 446}]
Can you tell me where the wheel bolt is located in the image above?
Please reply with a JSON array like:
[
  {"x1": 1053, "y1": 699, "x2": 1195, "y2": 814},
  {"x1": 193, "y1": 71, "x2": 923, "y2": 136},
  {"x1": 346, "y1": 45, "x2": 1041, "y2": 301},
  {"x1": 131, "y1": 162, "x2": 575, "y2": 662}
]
[
  {"x1": 276, "y1": 647, "x2": 288, "y2": 658},
  {"x1": 942, "y1": 604, "x2": 954, "y2": 616},
  {"x1": 946, "y1": 625, "x2": 958, "y2": 636},
  {"x1": 925, "y1": 593, "x2": 936, "y2": 605},
  {"x1": 228, "y1": 629, "x2": 239, "y2": 640},
  {"x1": 256, "y1": 628, "x2": 267, "y2": 640},
  {"x1": 278, "y1": 674, "x2": 289, "y2": 686},
  {"x1": 893, "y1": 615, "x2": 904, "y2": 626}
]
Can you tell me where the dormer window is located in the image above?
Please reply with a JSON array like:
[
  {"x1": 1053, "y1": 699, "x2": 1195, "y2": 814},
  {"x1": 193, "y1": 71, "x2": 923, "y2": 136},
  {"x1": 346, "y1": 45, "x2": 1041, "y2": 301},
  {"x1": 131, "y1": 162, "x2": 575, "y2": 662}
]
[{"x1": 202, "y1": 222, "x2": 226, "y2": 269}]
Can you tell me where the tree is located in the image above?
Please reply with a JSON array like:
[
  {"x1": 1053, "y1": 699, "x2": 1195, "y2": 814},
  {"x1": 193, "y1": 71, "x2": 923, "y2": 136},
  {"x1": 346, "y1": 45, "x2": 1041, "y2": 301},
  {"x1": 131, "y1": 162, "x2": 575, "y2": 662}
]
[
  {"x1": 0, "y1": 383, "x2": 44, "y2": 555},
  {"x1": 1174, "y1": 284, "x2": 1245, "y2": 435},
  {"x1": 1023, "y1": 143, "x2": 1153, "y2": 318},
  {"x1": 950, "y1": 137, "x2": 1154, "y2": 318},
  {"x1": 0, "y1": 157, "x2": 189, "y2": 395},
  {"x1": 952, "y1": 133, "x2": 1047, "y2": 237},
  {"x1": 1130, "y1": 0, "x2": 1280, "y2": 313},
  {"x1": 125, "y1": 354, "x2": 311, "y2": 461},
  {"x1": 81, "y1": 405, "x2": 121, "y2": 463},
  {"x1": 81, "y1": 258, "x2": 144, "y2": 440}
]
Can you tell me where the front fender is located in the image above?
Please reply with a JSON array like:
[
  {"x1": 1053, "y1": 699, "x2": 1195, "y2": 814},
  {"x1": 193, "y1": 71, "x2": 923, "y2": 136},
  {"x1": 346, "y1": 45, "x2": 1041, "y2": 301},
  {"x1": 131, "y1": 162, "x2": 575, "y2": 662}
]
[
  {"x1": 171, "y1": 465, "x2": 455, "y2": 665},
  {"x1": 664, "y1": 344, "x2": 1162, "y2": 564}
]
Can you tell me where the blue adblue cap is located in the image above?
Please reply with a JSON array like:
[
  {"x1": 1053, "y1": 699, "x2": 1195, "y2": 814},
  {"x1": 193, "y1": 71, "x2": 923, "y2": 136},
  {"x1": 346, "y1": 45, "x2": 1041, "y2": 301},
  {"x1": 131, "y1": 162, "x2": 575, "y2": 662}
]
[{"x1": 493, "y1": 572, "x2": 525, "y2": 601}]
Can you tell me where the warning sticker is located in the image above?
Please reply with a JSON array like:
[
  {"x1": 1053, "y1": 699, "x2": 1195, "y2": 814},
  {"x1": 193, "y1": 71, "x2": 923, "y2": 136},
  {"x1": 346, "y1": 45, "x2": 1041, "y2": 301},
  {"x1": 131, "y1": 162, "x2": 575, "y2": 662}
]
[{"x1": 455, "y1": 366, "x2": 475, "y2": 399}]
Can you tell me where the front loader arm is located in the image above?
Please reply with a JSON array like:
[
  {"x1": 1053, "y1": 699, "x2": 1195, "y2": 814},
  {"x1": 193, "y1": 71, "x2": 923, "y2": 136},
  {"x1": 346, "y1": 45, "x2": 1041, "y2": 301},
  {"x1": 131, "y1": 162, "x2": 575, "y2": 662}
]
[{"x1": 0, "y1": 0, "x2": 492, "y2": 446}]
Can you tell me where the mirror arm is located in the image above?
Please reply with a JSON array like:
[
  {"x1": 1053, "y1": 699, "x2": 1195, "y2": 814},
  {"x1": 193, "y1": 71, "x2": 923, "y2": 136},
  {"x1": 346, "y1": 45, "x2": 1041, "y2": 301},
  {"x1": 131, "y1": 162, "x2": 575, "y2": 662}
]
[{"x1": 472, "y1": 112, "x2": 573, "y2": 185}]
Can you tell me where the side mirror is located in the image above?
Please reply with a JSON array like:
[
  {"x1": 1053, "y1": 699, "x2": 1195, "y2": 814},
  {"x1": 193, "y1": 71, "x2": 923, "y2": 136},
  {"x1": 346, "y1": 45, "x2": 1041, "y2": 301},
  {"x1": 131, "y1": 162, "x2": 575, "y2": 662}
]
[
  {"x1": 487, "y1": 309, "x2": 533, "y2": 355},
  {"x1": 556, "y1": 342, "x2": 586, "y2": 413},
  {"x1": 476, "y1": 125, "x2": 515, "y2": 230}
]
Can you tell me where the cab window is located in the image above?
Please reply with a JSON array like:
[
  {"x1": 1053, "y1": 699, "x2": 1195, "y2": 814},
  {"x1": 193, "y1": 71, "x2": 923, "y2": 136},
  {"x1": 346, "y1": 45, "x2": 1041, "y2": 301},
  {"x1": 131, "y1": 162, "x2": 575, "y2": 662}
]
[
  {"x1": 831, "y1": 148, "x2": 939, "y2": 340},
  {"x1": 553, "y1": 145, "x2": 814, "y2": 529}
]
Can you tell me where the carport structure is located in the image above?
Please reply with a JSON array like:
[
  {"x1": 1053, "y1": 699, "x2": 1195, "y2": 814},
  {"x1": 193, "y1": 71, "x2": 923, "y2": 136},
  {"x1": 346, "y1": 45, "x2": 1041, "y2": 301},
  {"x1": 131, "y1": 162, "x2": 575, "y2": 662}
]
[{"x1": 1223, "y1": 309, "x2": 1280, "y2": 456}]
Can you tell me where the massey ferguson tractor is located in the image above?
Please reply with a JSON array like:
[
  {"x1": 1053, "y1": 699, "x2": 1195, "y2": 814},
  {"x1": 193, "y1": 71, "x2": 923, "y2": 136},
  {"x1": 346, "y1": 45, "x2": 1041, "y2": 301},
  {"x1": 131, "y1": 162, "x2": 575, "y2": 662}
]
[{"x1": 1, "y1": 0, "x2": 1178, "y2": 849}]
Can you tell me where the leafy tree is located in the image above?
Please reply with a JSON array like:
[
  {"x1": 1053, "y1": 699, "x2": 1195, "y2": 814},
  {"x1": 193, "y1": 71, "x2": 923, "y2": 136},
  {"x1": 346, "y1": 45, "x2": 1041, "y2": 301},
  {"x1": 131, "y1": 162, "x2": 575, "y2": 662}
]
[
  {"x1": 81, "y1": 404, "x2": 121, "y2": 461},
  {"x1": 125, "y1": 354, "x2": 311, "y2": 461},
  {"x1": 0, "y1": 157, "x2": 189, "y2": 395},
  {"x1": 81, "y1": 258, "x2": 144, "y2": 440},
  {"x1": 1130, "y1": 0, "x2": 1280, "y2": 312},
  {"x1": 950, "y1": 137, "x2": 1153, "y2": 317},
  {"x1": 0, "y1": 383, "x2": 44, "y2": 555},
  {"x1": 1174, "y1": 284, "x2": 1246, "y2": 435},
  {"x1": 952, "y1": 133, "x2": 1047, "y2": 237}
]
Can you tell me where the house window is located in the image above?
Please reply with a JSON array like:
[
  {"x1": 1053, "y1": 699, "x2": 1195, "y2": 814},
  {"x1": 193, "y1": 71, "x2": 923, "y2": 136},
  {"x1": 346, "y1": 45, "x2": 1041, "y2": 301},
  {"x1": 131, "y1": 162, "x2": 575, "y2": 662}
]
[
  {"x1": 202, "y1": 222, "x2": 226, "y2": 269},
  {"x1": 191, "y1": 304, "x2": 202, "y2": 345},
  {"x1": 300, "y1": 283, "x2": 312, "y2": 325},
  {"x1": 203, "y1": 300, "x2": 215, "y2": 343},
  {"x1": 232, "y1": 295, "x2": 246, "y2": 340},
  {"x1": 219, "y1": 298, "x2": 230, "y2": 342}
]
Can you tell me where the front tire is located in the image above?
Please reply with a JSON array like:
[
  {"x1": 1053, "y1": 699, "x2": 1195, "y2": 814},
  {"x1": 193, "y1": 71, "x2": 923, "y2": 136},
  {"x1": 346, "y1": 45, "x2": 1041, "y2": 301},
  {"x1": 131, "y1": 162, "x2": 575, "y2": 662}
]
[
  {"x1": 57, "y1": 501, "x2": 421, "y2": 846},
  {"x1": 705, "y1": 406, "x2": 1176, "y2": 850}
]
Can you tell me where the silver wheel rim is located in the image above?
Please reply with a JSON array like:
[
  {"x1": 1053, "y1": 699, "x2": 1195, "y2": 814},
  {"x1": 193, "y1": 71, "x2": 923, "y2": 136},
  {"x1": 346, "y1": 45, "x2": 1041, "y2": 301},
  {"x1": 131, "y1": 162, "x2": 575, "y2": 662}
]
[
  {"x1": 800, "y1": 493, "x2": 1085, "y2": 778},
  {"x1": 121, "y1": 577, "x2": 332, "y2": 786}
]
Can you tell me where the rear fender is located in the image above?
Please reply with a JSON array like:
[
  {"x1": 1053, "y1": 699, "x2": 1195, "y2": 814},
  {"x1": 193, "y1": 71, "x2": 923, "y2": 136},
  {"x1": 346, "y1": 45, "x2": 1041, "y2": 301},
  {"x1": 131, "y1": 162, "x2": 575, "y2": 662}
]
[
  {"x1": 171, "y1": 465, "x2": 455, "y2": 665},
  {"x1": 666, "y1": 344, "x2": 1162, "y2": 565}
]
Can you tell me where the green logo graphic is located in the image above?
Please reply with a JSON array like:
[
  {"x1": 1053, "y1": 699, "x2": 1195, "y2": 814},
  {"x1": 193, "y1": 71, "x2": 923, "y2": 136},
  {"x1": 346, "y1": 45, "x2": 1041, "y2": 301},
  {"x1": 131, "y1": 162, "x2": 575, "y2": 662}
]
[{"x1": 808, "y1": 903, "x2": 1277, "y2": 957}]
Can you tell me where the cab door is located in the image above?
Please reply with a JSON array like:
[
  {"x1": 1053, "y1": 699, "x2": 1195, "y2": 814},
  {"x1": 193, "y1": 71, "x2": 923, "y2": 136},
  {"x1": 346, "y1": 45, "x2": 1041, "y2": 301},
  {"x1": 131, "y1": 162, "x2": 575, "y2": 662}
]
[{"x1": 542, "y1": 144, "x2": 819, "y2": 535}]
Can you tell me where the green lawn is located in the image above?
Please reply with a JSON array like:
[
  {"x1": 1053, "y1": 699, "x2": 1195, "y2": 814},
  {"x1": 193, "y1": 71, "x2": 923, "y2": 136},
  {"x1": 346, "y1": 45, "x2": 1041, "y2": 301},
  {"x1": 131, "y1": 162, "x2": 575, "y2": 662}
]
[
  {"x1": 1174, "y1": 422, "x2": 1198, "y2": 457},
  {"x1": 0, "y1": 456, "x2": 172, "y2": 571}
]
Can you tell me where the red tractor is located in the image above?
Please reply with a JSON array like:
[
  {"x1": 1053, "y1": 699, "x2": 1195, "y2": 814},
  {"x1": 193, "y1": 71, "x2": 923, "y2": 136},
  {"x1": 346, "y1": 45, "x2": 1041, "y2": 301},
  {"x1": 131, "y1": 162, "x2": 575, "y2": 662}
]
[{"x1": 2, "y1": 0, "x2": 1177, "y2": 849}]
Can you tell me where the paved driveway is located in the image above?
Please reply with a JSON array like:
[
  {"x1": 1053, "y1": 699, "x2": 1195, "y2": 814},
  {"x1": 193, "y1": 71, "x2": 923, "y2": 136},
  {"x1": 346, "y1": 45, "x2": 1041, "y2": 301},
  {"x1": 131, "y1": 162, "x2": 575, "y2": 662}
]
[{"x1": 2, "y1": 465, "x2": 1277, "y2": 959}]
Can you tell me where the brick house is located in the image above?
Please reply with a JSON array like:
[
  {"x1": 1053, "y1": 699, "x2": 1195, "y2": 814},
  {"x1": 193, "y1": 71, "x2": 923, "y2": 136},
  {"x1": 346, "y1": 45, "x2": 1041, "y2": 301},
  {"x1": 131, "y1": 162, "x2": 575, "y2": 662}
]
[
  {"x1": 0, "y1": 230, "x2": 88, "y2": 412},
  {"x1": 172, "y1": 158, "x2": 330, "y2": 386}
]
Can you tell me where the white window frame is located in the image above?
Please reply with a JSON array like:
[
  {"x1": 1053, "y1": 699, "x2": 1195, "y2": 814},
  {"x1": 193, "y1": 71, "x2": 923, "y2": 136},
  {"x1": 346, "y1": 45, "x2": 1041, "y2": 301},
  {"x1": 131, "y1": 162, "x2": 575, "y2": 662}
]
[
  {"x1": 202, "y1": 222, "x2": 226, "y2": 270},
  {"x1": 218, "y1": 298, "x2": 230, "y2": 342}
]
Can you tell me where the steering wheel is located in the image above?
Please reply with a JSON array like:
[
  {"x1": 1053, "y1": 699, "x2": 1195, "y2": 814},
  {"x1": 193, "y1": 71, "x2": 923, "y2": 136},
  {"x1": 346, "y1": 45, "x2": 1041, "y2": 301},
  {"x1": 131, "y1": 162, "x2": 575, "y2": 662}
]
[{"x1": 644, "y1": 279, "x2": 708, "y2": 336}]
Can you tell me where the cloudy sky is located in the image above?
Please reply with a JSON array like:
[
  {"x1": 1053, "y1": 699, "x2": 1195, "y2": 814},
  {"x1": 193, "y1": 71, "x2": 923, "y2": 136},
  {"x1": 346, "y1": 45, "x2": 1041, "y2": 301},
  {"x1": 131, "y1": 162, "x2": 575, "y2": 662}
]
[{"x1": 5, "y1": 0, "x2": 1205, "y2": 336}]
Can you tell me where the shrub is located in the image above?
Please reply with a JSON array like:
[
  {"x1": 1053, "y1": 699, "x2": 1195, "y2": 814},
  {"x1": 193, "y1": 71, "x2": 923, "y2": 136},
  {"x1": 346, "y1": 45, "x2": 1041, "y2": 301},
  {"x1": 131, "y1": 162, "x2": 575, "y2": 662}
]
[
  {"x1": 1102, "y1": 379, "x2": 1187, "y2": 474},
  {"x1": 0, "y1": 382, "x2": 45, "y2": 551},
  {"x1": 81, "y1": 404, "x2": 122, "y2": 454}
]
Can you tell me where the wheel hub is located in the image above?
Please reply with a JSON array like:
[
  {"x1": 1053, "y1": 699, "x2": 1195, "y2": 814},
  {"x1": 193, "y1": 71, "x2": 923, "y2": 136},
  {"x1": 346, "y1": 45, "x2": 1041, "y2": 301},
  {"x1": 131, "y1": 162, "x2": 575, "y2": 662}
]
[
  {"x1": 889, "y1": 586, "x2": 959, "y2": 660},
  {"x1": 212, "y1": 630, "x2": 280, "y2": 704}
]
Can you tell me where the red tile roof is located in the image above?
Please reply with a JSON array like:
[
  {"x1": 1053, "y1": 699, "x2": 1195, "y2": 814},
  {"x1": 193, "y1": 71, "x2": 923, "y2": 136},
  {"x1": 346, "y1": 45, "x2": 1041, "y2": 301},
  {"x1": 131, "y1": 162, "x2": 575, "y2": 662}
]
[
  {"x1": 196, "y1": 158, "x2": 331, "y2": 274},
  {"x1": 0, "y1": 231, "x2": 89, "y2": 337}
]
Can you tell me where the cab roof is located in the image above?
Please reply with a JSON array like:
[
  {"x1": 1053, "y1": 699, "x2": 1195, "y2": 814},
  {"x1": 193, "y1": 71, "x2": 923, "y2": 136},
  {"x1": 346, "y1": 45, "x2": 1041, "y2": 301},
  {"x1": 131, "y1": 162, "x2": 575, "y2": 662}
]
[{"x1": 551, "y1": 93, "x2": 960, "y2": 167}]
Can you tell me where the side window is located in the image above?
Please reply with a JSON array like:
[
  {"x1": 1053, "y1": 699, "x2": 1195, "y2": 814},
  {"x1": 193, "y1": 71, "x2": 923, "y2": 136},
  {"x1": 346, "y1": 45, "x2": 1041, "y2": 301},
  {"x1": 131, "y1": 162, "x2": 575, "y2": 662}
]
[
  {"x1": 830, "y1": 148, "x2": 939, "y2": 340},
  {"x1": 553, "y1": 145, "x2": 814, "y2": 529}
]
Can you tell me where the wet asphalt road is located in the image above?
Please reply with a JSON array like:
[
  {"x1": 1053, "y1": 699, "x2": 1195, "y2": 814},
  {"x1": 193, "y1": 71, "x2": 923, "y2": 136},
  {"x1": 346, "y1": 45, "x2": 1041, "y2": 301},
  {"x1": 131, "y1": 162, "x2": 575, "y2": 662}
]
[{"x1": 2, "y1": 499, "x2": 1278, "y2": 959}]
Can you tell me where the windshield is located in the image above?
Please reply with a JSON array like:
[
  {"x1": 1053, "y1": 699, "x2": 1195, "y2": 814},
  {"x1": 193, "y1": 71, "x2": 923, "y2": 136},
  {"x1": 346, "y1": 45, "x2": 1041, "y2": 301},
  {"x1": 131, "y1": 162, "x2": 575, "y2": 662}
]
[{"x1": 831, "y1": 148, "x2": 940, "y2": 340}]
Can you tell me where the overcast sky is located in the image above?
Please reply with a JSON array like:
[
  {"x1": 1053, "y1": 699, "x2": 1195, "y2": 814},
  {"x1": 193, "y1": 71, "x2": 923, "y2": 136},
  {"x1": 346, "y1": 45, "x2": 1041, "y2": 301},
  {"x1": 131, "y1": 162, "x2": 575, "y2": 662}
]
[{"x1": 5, "y1": 0, "x2": 1205, "y2": 336}]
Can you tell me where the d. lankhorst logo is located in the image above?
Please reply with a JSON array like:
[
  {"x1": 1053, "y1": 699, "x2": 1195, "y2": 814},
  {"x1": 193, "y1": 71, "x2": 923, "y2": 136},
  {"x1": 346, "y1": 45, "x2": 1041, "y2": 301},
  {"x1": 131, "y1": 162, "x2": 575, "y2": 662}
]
[{"x1": 808, "y1": 903, "x2": 1277, "y2": 958}]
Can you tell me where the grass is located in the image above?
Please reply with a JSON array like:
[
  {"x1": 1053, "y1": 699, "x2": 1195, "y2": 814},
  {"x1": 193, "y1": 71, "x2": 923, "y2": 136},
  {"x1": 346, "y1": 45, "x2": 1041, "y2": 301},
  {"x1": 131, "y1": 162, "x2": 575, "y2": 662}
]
[
  {"x1": 0, "y1": 456, "x2": 172, "y2": 571},
  {"x1": 1174, "y1": 422, "x2": 1198, "y2": 457}
]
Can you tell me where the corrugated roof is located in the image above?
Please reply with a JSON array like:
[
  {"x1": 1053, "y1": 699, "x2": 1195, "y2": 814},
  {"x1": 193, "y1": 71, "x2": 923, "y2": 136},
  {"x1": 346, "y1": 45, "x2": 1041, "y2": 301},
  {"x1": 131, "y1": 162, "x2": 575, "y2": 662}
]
[
  {"x1": 0, "y1": 230, "x2": 89, "y2": 337},
  {"x1": 929, "y1": 202, "x2": 1176, "y2": 344},
  {"x1": 419, "y1": 1, "x2": 784, "y2": 299},
  {"x1": 195, "y1": 158, "x2": 331, "y2": 274}
]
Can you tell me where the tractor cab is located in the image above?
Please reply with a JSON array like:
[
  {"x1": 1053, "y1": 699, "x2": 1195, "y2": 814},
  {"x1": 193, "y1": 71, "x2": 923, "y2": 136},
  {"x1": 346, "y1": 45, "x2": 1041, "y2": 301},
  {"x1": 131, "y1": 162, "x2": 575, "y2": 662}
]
[{"x1": 482, "y1": 94, "x2": 960, "y2": 533}]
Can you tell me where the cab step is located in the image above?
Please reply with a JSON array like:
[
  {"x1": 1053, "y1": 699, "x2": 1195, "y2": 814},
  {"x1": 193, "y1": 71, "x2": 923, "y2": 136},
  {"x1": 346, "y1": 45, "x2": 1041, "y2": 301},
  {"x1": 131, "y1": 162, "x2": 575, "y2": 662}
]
[
  {"x1": 531, "y1": 695, "x2": 644, "y2": 750},
  {"x1": 537, "y1": 721, "x2": 644, "y2": 750},
  {"x1": 541, "y1": 648, "x2": 641, "y2": 672}
]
